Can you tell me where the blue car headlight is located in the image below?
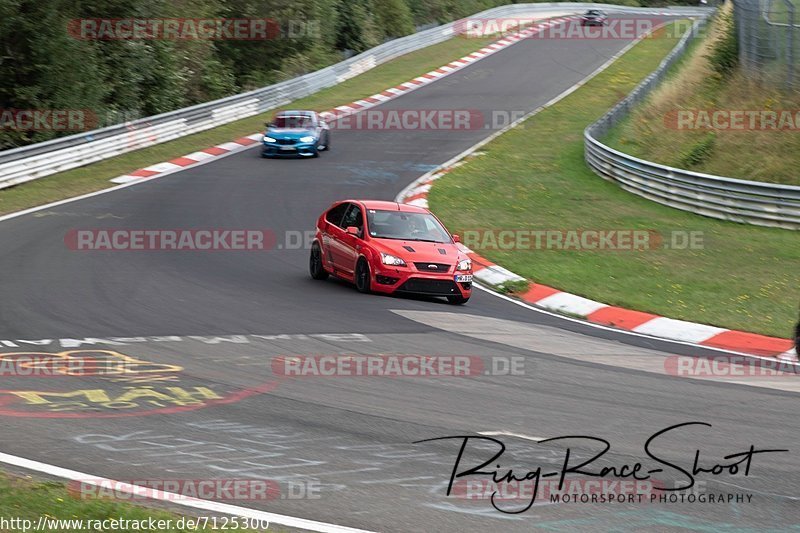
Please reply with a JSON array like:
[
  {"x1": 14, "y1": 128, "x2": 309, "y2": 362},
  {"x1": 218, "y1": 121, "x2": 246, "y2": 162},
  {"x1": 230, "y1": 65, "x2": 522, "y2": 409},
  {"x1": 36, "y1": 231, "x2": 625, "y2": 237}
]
[
  {"x1": 299, "y1": 136, "x2": 315, "y2": 143},
  {"x1": 263, "y1": 136, "x2": 277, "y2": 143}
]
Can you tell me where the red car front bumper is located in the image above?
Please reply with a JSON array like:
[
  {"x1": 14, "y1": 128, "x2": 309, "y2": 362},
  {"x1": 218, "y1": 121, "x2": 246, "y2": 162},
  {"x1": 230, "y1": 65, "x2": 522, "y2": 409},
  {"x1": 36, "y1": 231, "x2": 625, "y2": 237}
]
[{"x1": 369, "y1": 265, "x2": 472, "y2": 298}]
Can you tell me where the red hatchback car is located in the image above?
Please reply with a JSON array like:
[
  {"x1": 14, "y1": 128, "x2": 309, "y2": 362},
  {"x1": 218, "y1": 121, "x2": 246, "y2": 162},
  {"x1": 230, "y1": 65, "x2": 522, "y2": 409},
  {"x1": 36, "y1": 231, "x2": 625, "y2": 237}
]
[{"x1": 309, "y1": 200, "x2": 473, "y2": 304}]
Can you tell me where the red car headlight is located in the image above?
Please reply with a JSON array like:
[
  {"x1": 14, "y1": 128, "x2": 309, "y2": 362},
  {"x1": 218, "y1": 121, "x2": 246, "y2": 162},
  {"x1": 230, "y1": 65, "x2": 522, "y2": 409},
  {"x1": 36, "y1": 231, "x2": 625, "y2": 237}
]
[
  {"x1": 381, "y1": 253, "x2": 407, "y2": 266},
  {"x1": 456, "y1": 258, "x2": 472, "y2": 271}
]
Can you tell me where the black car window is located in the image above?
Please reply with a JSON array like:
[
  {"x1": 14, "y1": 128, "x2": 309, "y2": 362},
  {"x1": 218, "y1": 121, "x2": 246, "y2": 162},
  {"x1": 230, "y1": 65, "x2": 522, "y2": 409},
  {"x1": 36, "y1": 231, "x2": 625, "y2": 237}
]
[
  {"x1": 366, "y1": 209, "x2": 450, "y2": 243},
  {"x1": 273, "y1": 116, "x2": 313, "y2": 128},
  {"x1": 325, "y1": 203, "x2": 349, "y2": 227},
  {"x1": 341, "y1": 204, "x2": 363, "y2": 231}
]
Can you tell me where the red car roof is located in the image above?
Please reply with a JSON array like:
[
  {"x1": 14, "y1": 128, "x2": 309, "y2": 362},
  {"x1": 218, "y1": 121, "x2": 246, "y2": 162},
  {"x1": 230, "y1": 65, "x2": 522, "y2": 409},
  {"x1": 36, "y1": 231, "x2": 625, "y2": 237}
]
[{"x1": 344, "y1": 200, "x2": 429, "y2": 213}]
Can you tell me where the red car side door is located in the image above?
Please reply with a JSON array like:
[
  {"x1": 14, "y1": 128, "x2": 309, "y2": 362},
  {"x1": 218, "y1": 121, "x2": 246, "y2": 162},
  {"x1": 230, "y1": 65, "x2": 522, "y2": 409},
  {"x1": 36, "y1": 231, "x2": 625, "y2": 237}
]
[
  {"x1": 335, "y1": 203, "x2": 365, "y2": 276},
  {"x1": 321, "y1": 202, "x2": 349, "y2": 273}
]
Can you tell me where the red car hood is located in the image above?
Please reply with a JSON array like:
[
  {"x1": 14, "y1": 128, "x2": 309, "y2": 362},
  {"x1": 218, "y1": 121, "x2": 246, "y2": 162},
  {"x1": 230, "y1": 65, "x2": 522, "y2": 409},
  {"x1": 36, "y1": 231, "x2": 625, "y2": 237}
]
[{"x1": 373, "y1": 239, "x2": 465, "y2": 265}]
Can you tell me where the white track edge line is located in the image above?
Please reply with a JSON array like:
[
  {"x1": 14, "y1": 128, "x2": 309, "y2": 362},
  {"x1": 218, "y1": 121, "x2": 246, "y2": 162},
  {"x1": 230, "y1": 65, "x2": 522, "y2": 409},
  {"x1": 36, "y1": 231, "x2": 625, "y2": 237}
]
[
  {"x1": 0, "y1": 452, "x2": 375, "y2": 533},
  {"x1": 473, "y1": 283, "x2": 800, "y2": 368},
  {"x1": 0, "y1": 142, "x2": 254, "y2": 224}
]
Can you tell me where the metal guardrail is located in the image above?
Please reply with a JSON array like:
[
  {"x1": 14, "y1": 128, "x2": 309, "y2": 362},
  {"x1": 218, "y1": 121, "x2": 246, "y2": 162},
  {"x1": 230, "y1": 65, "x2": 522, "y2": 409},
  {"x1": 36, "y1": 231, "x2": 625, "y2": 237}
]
[
  {"x1": 0, "y1": 3, "x2": 710, "y2": 191},
  {"x1": 761, "y1": 0, "x2": 800, "y2": 27},
  {"x1": 585, "y1": 13, "x2": 800, "y2": 230}
]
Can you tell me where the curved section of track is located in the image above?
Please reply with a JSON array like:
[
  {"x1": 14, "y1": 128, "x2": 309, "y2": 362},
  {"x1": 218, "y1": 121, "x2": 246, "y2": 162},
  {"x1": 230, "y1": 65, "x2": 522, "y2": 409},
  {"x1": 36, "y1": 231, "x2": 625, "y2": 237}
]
[{"x1": 0, "y1": 15, "x2": 797, "y2": 532}]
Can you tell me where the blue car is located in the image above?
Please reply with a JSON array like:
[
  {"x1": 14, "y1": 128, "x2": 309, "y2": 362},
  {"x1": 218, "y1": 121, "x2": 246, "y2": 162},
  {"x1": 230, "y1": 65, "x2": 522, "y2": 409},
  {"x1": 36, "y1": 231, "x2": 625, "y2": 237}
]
[{"x1": 261, "y1": 110, "x2": 331, "y2": 158}]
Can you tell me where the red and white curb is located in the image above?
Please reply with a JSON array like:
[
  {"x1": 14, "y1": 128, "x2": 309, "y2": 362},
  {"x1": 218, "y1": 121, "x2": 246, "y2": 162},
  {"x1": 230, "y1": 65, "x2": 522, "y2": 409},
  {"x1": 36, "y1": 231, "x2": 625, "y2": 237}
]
[
  {"x1": 399, "y1": 172, "x2": 797, "y2": 361},
  {"x1": 109, "y1": 15, "x2": 573, "y2": 184},
  {"x1": 110, "y1": 135, "x2": 264, "y2": 184}
]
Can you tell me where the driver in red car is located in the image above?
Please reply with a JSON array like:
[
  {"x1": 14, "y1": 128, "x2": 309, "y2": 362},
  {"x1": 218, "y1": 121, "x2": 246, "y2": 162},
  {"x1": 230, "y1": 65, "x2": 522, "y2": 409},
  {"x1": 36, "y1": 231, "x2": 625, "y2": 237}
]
[{"x1": 404, "y1": 214, "x2": 446, "y2": 242}]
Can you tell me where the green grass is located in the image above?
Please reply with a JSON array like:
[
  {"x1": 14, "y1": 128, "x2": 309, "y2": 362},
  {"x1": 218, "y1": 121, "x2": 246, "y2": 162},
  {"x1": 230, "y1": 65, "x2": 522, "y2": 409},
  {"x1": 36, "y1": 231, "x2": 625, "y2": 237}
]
[
  {"x1": 605, "y1": 6, "x2": 800, "y2": 185},
  {"x1": 0, "y1": 34, "x2": 495, "y2": 216},
  {"x1": 429, "y1": 21, "x2": 800, "y2": 339},
  {"x1": 0, "y1": 472, "x2": 265, "y2": 532}
]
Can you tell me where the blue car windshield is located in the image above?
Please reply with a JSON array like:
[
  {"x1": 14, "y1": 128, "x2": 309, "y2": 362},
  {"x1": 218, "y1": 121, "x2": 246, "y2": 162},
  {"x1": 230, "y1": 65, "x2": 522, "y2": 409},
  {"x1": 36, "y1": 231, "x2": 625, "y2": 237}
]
[
  {"x1": 366, "y1": 210, "x2": 451, "y2": 243},
  {"x1": 272, "y1": 116, "x2": 313, "y2": 129}
]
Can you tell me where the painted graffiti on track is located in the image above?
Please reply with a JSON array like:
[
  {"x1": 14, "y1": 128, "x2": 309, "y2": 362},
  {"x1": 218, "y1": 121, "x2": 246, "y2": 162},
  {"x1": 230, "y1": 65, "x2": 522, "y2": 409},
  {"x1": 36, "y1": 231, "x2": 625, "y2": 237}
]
[
  {"x1": 0, "y1": 332, "x2": 374, "y2": 418},
  {"x1": 0, "y1": 350, "x2": 277, "y2": 418}
]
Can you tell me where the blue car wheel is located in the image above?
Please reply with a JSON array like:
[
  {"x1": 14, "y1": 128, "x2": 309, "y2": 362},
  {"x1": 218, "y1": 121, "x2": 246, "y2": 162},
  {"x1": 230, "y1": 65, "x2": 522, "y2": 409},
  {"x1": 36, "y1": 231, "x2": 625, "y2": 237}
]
[{"x1": 319, "y1": 133, "x2": 330, "y2": 151}]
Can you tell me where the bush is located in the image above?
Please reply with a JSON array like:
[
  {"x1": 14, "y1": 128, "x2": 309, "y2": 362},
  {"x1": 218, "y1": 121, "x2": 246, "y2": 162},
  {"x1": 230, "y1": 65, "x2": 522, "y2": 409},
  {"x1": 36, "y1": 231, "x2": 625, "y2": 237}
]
[
  {"x1": 706, "y1": 10, "x2": 738, "y2": 79},
  {"x1": 679, "y1": 132, "x2": 716, "y2": 167}
]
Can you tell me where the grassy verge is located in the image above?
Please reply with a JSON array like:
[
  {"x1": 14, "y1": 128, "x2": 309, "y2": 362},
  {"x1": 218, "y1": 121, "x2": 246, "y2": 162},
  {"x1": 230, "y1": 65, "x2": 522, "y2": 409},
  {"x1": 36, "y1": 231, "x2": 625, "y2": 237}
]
[
  {"x1": 0, "y1": 472, "x2": 265, "y2": 532},
  {"x1": 604, "y1": 4, "x2": 800, "y2": 185},
  {"x1": 0, "y1": 35, "x2": 496, "y2": 216},
  {"x1": 429, "y1": 21, "x2": 799, "y2": 338}
]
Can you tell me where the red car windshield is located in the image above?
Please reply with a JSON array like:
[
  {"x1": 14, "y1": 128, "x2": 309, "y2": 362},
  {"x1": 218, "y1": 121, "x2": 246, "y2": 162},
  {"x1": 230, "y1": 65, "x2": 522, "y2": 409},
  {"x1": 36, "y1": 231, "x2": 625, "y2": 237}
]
[
  {"x1": 273, "y1": 116, "x2": 313, "y2": 129},
  {"x1": 366, "y1": 209, "x2": 451, "y2": 243}
]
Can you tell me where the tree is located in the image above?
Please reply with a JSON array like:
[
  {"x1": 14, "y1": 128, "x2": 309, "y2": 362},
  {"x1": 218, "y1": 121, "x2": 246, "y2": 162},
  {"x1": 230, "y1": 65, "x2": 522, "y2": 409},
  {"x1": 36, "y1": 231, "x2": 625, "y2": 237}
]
[
  {"x1": 335, "y1": 0, "x2": 371, "y2": 52},
  {"x1": 371, "y1": 0, "x2": 415, "y2": 39},
  {"x1": 0, "y1": 0, "x2": 517, "y2": 149}
]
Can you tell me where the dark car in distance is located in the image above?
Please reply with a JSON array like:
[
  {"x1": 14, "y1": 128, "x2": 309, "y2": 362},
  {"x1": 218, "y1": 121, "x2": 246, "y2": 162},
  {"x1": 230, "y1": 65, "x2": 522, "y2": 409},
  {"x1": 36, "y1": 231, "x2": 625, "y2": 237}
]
[{"x1": 581, "y1": 9, "x2": 608, "y2": 26}]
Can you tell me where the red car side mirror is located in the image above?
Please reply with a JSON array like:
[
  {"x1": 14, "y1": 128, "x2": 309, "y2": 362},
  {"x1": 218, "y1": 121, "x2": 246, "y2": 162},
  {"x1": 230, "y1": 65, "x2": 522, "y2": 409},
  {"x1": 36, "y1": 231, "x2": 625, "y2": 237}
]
[
  {"x1": 452, "y1": 234, "x2": 461, "y2": 243},
  {"x1": 346, "y1": 226, "x2": 360, "y2": 237}
]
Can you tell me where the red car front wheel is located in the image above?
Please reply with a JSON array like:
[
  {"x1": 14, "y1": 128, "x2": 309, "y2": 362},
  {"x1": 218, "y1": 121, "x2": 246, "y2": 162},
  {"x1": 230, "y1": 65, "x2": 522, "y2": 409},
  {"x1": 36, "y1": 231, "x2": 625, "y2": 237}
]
[{"x1": 355, "y1": 258, "x2": 371, "y2": 293}]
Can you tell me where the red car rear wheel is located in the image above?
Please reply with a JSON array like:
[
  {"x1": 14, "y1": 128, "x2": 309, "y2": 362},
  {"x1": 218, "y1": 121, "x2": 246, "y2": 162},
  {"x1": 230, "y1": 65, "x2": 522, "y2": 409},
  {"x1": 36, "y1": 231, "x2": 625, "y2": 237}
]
[{"x1": 309, "y1": 242, "x2": 329, "y2": 280}]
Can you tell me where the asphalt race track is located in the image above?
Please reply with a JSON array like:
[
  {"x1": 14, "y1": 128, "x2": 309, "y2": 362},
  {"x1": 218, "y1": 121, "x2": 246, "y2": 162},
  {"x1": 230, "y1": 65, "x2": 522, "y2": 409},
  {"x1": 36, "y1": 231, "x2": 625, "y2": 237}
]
[{"x1": 0, "y1": 15, "x2": 798, "y2": 532}]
